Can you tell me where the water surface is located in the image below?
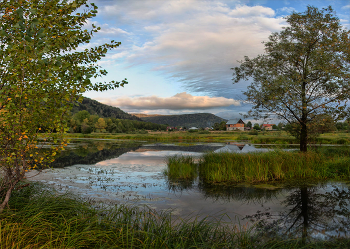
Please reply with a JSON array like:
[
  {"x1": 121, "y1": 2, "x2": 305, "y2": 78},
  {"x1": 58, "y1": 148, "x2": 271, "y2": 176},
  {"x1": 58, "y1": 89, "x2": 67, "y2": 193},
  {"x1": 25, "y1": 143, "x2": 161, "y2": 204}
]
[{"x1": 27, "y1": 140, "x2": 350, "y2": 240}]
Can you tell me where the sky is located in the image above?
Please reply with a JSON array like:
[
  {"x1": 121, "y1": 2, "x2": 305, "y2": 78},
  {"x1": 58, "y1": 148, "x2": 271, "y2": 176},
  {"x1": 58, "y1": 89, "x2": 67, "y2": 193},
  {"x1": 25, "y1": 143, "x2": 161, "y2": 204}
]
[{"x1": 81, "y1": 0, "x2": 350, "y2": 121}]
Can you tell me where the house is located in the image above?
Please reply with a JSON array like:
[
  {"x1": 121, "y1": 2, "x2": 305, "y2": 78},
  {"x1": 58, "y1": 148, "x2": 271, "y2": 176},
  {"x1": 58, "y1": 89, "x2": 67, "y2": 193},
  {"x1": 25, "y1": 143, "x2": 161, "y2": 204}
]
[
  {"x1": 226, "y1": 119, "x2": 245, "y2": 131},
  {"x1": 260, "y1": 124, "x2": 275, "y2": 131}
]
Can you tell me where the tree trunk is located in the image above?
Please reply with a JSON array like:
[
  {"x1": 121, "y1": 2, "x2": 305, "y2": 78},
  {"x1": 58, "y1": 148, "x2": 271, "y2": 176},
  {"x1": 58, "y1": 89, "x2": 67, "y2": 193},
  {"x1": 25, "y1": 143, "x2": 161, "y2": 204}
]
[
  {"x1": 300, "y1": 122, "x2": 308, "y2": 152},
  {"x1": 0, "y1": 179, "x2": 19, "y2": 213},
  {"x1": 300, "y1": 80, "x2": 308, "y2": 152}
]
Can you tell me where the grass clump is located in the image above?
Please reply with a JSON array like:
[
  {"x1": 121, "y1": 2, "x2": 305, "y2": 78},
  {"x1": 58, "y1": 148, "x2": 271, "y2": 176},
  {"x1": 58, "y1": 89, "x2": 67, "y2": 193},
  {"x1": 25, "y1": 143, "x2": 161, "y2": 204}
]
[
  {"x1": 2, "y1": 182, "x2": 264, "y2": 248},
  {"x1": 165, "y1": 148, "x2": 350, "y2": 185},
  {"x1": 165, "y1": 155, "x2": 197, "y2": 181},
  {"x1": 200, "y1": 151, "x2": 329, "y2": 184}
]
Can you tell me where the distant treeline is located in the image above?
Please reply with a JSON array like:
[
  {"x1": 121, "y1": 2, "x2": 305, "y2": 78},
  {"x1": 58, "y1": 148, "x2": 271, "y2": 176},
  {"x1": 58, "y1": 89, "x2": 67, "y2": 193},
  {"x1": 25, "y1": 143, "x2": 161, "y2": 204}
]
[
  {"x1": 71, "y1": 97, "x2": 141, "y2": 121},
  {"x1": 140, "y1": 113, "x2": 226, "y2": 128},
  {"x1": 69, "y1": 110, "x2": 167, "y2": 134}
]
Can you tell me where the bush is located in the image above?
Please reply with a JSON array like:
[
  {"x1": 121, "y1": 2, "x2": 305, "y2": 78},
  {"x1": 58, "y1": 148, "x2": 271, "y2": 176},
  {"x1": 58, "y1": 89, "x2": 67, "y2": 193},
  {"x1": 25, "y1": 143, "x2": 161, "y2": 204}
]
[
  {"x1": 248, "y1": 130, "x2": 258, "y2": 135},
  {"x1": 188, "y1": 129, "x2": 198, "y2": 133},
  {"x1": 198, "y1": 130, "x2": 210, "y2": 134}
]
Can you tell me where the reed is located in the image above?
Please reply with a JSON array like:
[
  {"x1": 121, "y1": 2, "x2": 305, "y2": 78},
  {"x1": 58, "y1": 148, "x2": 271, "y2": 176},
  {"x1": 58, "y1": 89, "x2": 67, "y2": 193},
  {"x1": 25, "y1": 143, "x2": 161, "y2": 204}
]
[
  {"x1": 1, "y1": 182, "x2": 258, "y2": 248},
  {"x1": 165, "y1": 149, "x2": 350, "y2": 184},
  {"x1": 164, "y1": 155, "x2": 197, "y2": 181},
  {"x1": 2, "y1": 182, "x2": 350, "y2": 248}
]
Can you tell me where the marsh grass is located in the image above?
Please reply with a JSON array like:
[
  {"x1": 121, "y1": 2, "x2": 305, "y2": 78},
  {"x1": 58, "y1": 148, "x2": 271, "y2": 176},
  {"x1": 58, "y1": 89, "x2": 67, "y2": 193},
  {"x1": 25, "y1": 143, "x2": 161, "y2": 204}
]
[
  {"x1": 164, "y1": 155, "x2": 197, "y2": 181},
  {"x1": 165, "y1": 149, "x2": 350, "y2": 185},
  {"x1": 2, "y1": 182, "x2": 350, "y2": 248},
  {"x1": 1, "y1": 182, "x2": 268, "y2": 248}
]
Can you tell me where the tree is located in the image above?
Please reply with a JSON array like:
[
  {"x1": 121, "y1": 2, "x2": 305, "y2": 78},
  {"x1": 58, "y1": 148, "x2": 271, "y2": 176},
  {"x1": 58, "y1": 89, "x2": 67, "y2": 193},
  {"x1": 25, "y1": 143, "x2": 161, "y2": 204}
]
[
  {"x1": 0, "y1": 0, "x2": 126, "y2": 211},
  {"x1": 232, "y1": 6, "x2": 350, "y2": 152},
  {"x1": 253, "y1": 123, "x2": 261, "y2": 130},
  {"x1": 95, "y1": 117, "x2": 106, "y2": 132},
  {"x1": 277, "y1": 122, "x2": 284, "y2": 130},
  {"x1": 74, "y1": 110, "x2": 90, "y2": 123},
  {"x1": 246, "y1": 121, "x2": 252, "y2": 128}
]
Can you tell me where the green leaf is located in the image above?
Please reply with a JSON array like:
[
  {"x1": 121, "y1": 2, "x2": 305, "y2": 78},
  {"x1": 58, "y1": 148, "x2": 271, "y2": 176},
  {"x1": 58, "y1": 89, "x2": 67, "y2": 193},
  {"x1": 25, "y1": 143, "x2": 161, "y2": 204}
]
[
  {"x1": 30, "y1": 8, "x2": 38, "y2": 15},
  {"x1": 14, "y1": 21, "x2": 22, "y2": 29}
]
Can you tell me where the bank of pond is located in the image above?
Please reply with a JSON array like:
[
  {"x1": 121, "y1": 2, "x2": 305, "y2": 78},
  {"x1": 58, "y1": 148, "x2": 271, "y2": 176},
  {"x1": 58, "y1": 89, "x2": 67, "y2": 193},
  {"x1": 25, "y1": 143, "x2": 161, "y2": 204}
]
[{"x1": 3, "y1": 182, "x2": 350, "y2": 248}]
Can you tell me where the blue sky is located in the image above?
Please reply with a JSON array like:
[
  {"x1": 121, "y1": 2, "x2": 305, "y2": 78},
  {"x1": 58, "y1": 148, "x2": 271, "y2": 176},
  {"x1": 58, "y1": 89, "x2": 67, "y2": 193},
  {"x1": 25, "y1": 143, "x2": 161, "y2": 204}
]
[{"x1": 82, "y1": 0, "x2": 350, "y2": 120}]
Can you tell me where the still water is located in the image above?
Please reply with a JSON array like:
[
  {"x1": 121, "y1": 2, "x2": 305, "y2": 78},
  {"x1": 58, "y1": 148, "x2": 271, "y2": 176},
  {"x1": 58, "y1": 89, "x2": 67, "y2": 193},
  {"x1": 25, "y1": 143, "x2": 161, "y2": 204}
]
[{"x1": 27, "y1": 140, "x2": 350, "y2": 240}]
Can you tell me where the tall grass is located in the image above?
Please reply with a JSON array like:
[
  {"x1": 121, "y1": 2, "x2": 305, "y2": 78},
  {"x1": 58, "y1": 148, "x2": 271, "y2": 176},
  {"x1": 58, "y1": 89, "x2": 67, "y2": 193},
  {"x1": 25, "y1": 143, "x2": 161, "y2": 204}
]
[
  {"x1": 164, "y1": 155, "x2": 197, "y2": 181},
  {"x1": 1, "y1": 182, "x2": 265, "y2": 248},
  {"x1": 200, "y1": 151, "x2": 332, "y2": 184},
  {"x1": 165, "y1": 149, "x2": 350, "y2": 184},
  {"x1": 3, "y1": 182, "x2": 350, "y2": 247}
]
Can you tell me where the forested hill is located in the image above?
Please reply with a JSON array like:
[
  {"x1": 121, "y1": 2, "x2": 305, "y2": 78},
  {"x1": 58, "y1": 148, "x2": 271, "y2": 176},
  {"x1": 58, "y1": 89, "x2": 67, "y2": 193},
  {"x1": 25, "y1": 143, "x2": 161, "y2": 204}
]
[
  {"x1": 138, "y1": 113, "x2": 227, "y2": 128},
  {"x1": 72, "y1": 97, "x2": 141, "y2": 121}
]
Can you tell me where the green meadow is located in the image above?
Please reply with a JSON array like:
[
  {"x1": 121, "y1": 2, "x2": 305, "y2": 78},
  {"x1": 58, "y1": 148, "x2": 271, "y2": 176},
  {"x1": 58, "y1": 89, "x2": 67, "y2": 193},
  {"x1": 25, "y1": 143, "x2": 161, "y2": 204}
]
[{"x1": 64, "y1": 130, "x2": 350, "y2": 144}]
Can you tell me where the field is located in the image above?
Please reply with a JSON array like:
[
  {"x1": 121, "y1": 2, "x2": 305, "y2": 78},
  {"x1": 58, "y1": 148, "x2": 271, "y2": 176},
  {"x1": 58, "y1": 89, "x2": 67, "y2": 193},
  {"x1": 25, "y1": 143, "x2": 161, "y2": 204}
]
[{"x1": 64, "y1": 130, "x2": 350, "y2": 144}]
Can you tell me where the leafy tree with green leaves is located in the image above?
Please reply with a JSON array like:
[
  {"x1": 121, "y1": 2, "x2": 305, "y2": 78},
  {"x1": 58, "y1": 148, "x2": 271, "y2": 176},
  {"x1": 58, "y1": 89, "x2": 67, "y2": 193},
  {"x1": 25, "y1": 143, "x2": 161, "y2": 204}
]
[
  {"x1": 232, "y1": 6, "x2": 350, "y2": 152},
  {"x1": 277, "y1": 122, "x2": 284, "y2": 130},
  {"x1": 0, "y1": 0, "x2": 126, "y2": 211},
  {"x1": 74, "y1": 110, "x2": 90, "y2": 123},
  {"x1": 246, "y1": 121, "x2": 252, "y2": 128},
  {"x1": 253, "y1": 123, "x2": 261, "y2": 130}
]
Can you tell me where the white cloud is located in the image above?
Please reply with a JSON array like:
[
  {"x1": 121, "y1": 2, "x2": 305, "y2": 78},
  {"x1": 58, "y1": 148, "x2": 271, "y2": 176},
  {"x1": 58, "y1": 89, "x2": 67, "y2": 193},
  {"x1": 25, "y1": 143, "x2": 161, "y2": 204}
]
[
  {"x1": 91, "y1": 1, "x2": 287, "y2": 97},
  {"x1": 278, "y1": 7, "x2": 296, "y2": 13},
  {"x1": 229, "y1": 5, "x2": 275, "y2": 17},
  {"x1": 341, "y1": 5, "x2": 350, "y2": 10},
  {"x1": 97, "y1": 92, "x2": 240, "y2": 111}
]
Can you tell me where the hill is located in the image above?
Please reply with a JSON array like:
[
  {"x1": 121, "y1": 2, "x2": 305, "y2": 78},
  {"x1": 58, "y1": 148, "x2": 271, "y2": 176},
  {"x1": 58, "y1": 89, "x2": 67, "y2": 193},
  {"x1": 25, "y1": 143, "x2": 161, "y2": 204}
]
[
  {"x1": 72, "y1": 97, "x2": 141, "y2": 121},
  {"x1": 138, "y1": 113, "x2": 227, "y2": 128}
]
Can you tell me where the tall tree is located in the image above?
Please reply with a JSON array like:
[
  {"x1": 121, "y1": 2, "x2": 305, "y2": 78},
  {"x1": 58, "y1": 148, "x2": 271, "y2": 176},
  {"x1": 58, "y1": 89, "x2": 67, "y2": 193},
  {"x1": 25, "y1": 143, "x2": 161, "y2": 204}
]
[
  {"x1": 0, "y1": 0, "x2": 126, "y2": 211},
  {"x1": 232, "y1": 6, "x2": 350, "y2": 152}
]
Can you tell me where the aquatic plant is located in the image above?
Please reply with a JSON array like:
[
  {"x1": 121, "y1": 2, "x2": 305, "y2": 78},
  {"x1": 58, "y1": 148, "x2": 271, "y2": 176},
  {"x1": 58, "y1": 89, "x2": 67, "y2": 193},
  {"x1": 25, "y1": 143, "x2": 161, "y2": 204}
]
[
  {"x1": 164, "y1": 155, "x2": 197, "y2": 181},
  {"x1": 165, "y1": 149, "x2": 350, "y2": 184}
]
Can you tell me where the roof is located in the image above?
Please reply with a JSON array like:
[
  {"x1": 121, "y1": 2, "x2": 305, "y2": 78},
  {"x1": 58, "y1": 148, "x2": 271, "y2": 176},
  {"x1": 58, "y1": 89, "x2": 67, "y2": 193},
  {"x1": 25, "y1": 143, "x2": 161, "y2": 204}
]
[{"x1": 226, "y1": 119, "x2": 245, "y2": 125}]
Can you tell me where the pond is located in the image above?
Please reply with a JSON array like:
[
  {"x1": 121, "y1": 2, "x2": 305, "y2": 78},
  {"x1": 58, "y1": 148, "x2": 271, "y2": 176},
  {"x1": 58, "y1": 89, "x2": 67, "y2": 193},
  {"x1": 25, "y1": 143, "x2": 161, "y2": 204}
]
[{"x1": 26, "y1": 139, "x2": 350, "y2": 241}]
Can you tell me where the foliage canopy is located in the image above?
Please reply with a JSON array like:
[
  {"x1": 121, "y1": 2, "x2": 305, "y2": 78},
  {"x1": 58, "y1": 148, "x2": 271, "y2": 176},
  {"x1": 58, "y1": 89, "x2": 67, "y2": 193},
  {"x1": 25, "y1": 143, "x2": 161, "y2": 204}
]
[{"x1": 0, "y1": 0, "x2": 126, "y2": 211}]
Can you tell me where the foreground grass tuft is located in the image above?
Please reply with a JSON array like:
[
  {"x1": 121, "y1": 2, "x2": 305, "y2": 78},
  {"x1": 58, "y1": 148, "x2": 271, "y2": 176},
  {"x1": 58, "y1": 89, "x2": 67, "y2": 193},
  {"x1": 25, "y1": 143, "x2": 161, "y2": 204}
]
[
  {"x1": 2, "y1": 182, "x2": 350, "y2": 248},
  {"x1": 0, "y1": 183, "x2": 259, "y2": 248}
]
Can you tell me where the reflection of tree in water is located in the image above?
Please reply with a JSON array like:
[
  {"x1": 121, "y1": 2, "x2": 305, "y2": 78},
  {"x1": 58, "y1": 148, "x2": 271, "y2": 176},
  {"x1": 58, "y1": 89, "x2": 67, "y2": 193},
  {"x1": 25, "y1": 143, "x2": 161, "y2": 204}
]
[
  {"x1": 50, "y1": 141, "x2": 141, "y2": 168},
  {"x1": 198, "y1": 182, "x2": 282, "y2": 204},
  {"x1": 165, "y1": 177, "x2": 283, "y2": 204},
  {"x1": 166, "y1": 178, "x2": 197, "y2": 192},
  {"x1": 247, "y1": 183, "x2": 350, "y2": 242}
]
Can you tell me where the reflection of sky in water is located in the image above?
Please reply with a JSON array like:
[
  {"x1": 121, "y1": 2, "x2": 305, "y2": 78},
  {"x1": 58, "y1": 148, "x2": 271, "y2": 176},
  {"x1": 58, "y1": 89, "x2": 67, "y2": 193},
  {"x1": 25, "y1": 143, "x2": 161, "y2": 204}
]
[{"x1": 96, "y1": 151, "x2": 201, "y2": 167}]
